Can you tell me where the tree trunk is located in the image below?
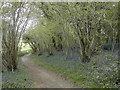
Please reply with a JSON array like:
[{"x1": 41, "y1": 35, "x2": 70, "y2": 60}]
[{"x1": 80, "y1": 51, "x2": 91, "y2": 63}]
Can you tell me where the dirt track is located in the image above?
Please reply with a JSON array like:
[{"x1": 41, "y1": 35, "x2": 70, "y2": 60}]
[{"x1": 21, "y1": 55, "x2": 80, "y2": 88}]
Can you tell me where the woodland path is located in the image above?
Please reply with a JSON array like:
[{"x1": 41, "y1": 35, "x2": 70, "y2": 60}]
[{"x1": 21, "y1": 55, "x2": 80, "y2": 88}]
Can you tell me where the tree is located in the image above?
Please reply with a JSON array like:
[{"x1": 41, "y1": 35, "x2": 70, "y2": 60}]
[
  {"x1": 23, "y1": 2, "x2": 118, "y2": 63},
  {"x1": 2, "y1": 2, "x2": 32, "y2": 71}
]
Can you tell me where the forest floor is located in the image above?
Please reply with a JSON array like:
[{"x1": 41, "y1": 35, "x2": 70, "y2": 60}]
[
  {"x1": 2, "y1": 59, "x2": 31, "y2": 88},
  {"x1": 26, "y1": 50, "x2": 119, "y2": 88},
  {"x1": 21, "y1": 55, "x2": 80, "y2": 88}
]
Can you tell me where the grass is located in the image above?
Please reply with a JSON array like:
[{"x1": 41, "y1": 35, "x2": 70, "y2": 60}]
[
  {"x1": 18, "y1": 43, "x2": 32, "y2": 56},
  {"x1": 20, "y1": 43, "x2": 32, "y2": 52},
  {"x1": 28, "y1": 51, "x2": 119, "y2": 88},
  {"x1": 2, "y1": 59, "x2": 32, "y2": 88},
  {"x1": 18, "y1": 50, "x2": 31, "y2": 56}
]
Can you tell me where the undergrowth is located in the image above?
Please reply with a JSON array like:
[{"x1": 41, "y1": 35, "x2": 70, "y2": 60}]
[
  {"x1": 29, "y1": 51, "x2": 119, "y2": 88},
  {"x1": 2, "y1": 60, "x2": 31, "y2": 88}
]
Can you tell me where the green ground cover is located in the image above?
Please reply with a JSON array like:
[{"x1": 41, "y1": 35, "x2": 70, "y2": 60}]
[
  {"x1": 29, "y1": 51, "x2": 119, "y2": 88},
  {"x1": 2, "y1": 60, "x2": 31, "y2": 88}
]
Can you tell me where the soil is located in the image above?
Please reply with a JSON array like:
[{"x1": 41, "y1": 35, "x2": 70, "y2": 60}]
[{"x1": 21, "y1": 55, "x2": 80, "y2": 88}]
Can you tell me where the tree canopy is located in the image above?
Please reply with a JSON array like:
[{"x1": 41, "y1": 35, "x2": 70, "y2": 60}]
[{"x1": 23, "y1": 2, "x2": 119, "y2": 62}]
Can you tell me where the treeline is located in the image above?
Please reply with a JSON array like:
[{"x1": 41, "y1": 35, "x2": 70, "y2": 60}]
[
  {"x1": 23, "y1": 2, "x2": 119, "y2": 63},
  {"x1": 2, "y1": 2, "x2": 119, "y2": 71}
]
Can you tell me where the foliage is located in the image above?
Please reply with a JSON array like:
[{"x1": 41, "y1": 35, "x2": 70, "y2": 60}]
[
  {"x1": 23, "y1": 2, "x2": 119, "y2": 62},
  {"x1": 2, "y1": 60, "x2": 31, "y2": 88},
  {"x1": 18, "y1": 50, "x2": 30, "y2": 57},
  {"x1": 2, "y1": 2, "x2": 32, "y2": 71},
  {"x1": 18, "y1": 43, "x2": 32, "y2": 56},
  {"x1": 2, "y1": 2, "x2": 119, "y2": 88}
]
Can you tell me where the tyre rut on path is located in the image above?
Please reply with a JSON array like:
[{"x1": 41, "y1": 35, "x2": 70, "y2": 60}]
[{"x1": 21, "y1": 55, "x2": 80, "y2": 88}]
